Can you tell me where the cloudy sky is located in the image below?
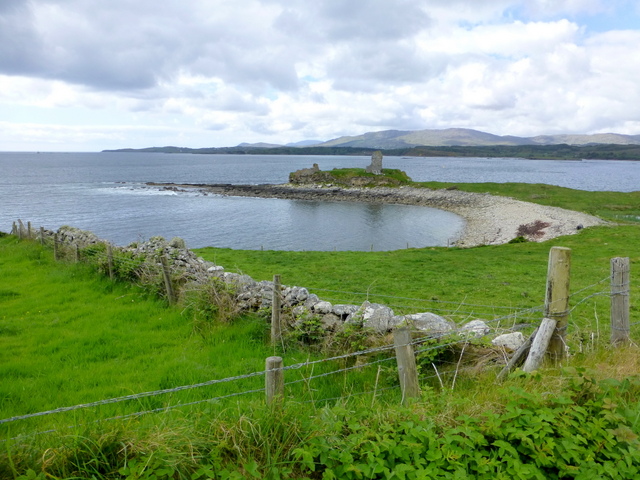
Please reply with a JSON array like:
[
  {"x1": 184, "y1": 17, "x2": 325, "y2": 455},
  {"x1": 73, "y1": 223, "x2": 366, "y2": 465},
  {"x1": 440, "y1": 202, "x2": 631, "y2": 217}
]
[{"x1": 1, "y1": 0, "x2": 639, "y2": 151}]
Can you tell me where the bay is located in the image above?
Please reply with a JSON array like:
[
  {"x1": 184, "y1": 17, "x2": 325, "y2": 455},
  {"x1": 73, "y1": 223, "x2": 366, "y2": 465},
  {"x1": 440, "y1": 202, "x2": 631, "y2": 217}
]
[{"x1": 0, "y1": 152, "x2": 637, "y2": 250}]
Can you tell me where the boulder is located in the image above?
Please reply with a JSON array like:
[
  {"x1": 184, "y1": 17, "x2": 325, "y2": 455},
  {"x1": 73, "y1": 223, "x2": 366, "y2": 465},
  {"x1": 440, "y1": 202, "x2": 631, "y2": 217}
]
[
  {"x1": 304, "y1": 294, "x2": 320, "y2": 310},
  {"x1": 333, "y1": 304, "x2": 359, "y2": 318},
  {"x1": 320, "y1": 313, "x2": 342, "y2": 330},
  {"x1": 169, "y1": 237, "x2": 186, "y2": 249},
  {"x1": 348, "y1": 301, "x2": 398, "y2": 332},
  {"x1": 284, "y1": 286, "x2": 309, "y2": 306},
  {"x1": 491, "y1": 332, "x2": 525, "y2": 351},
  {"x1": 403, "y1": 312, "x2": 455, "y2": 336},
  {"x1": 459, "y1": 320, "x2": 491, "y2": 338},
  {"x1": 312, "y1": 301, "x2": 333, "y2": 315}
]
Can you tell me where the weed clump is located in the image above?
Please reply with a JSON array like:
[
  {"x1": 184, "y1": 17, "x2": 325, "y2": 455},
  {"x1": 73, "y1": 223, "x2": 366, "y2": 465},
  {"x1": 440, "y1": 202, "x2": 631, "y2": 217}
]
[{"x1": 516, "y1": 219, "x2": 550, "y2": 239}]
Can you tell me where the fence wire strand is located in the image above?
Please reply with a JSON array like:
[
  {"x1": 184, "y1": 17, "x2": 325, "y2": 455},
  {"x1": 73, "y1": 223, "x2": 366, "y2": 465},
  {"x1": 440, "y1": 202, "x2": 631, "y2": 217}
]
[{"x1": 4, "y1": 227, "x2": 637, "y2": 447}]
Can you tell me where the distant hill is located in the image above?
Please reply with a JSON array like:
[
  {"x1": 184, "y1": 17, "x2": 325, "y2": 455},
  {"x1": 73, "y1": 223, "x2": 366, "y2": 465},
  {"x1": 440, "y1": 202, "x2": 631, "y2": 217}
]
[
  {"x1": 102, "y1": 128, "x2": 640, "y2": 160},
  {"x1": 236, "y1": 142, "x2": 282, "y2": 148},
  {"x1": 236, "y1": 140, "x2": 324, "y2": 148},
  {"x1": 317, "y1": 128, "x2": 640, "y2": 148},
  {"x1": 286, "y1": 140, "x2": 324, "y2": 147}
]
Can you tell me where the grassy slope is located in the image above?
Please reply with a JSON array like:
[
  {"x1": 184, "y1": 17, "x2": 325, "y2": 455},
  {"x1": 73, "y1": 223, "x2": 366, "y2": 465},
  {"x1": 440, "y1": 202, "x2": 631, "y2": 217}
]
[
  {"x1": 0, "y1": 236, "x2": 275, "y2": 426},
  {"x1": 417, "y1": 181, "x2": 640, "y2": 222},
  {"x1": 2, "y1": 182, "x2": 640, "y2": 478}
]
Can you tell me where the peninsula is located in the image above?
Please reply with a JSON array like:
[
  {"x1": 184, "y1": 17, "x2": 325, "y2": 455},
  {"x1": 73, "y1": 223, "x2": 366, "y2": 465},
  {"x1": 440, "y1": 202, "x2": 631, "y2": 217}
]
[{"x1": 147, "y1": 159, "x2": 604, "y2": 247}]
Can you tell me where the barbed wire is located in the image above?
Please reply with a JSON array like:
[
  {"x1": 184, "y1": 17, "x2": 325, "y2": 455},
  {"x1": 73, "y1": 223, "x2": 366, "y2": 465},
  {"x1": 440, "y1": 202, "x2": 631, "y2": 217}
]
[
  {"x1": 301, "y1": 385, "x2": 401, "y2": 405},
  {"x1": 311, "y1": 287, "x2": 526, "y2": 310},
  {"x1": 0, "y1": 369, "x2": 268, "y2": 425},
  {"x1": 4, "y1": 228, "x2": 637, "y2": 442},
  {"x1": 284, "y1": 355, "x2": 399, "y2": 387},
  {"x1": 0, "y1": 269, "x2": 616, "y2": 426}
]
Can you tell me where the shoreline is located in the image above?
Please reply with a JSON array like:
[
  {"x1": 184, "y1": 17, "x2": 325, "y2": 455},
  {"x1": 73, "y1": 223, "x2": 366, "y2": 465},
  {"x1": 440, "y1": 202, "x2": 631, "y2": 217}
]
[{"x1": 146, "y1": 182, "x2": 606, "y2": 247}]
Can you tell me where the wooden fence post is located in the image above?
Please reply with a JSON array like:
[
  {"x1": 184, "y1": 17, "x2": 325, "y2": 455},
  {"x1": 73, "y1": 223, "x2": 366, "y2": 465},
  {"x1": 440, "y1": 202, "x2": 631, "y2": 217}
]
[
  {"x1": 271, "y1": 274, "x2": 282, "y2": 345},
  {"x1": 17, "y1": 220, "x2": 24, "y2": 240},
  {"x1": 39, "y1": 226, "x2": 45, "y2": 246},
  {"x1": 611, "y1": 257, "x2": 630, "y2": 345},
  {"x1": 11, "y1": 222, "x2": 17, "y2": 236},
  {"x1": 496, "y1": 327, "x2": 539, "y2": 382},
  {"x1": 265, "y1": 356, "x2": 284, "y2": 406},
  {"x1": 393, "y1": 327, "x2": 420, "y2": 404},
  {"x1": 74, "y1": 244, "x2": 80, "y2": 263},
  {"x1": 27, "y1": 221, "x2": 32, "y2": 239},
  {"x1": 53, "y1": 233, "x2": 59, "y2": 260},
  {"x1": 545, "y1": 247, "x2": 571, "y2": 361},
  {"x1": 107, "y1": 244, "x2": 115, "y2": 281},
  {"x1": 523, "y1": 318, "x2": 557, "y2": 372},
  {"x1": 160, "y1": 255, "x2": 176, "y2": 305}
]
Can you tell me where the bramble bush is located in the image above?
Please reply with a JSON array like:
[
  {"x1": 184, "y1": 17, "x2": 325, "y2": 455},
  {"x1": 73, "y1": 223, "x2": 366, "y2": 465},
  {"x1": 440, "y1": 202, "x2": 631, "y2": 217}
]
[{"x1": 294, "y1": 370, "x2": 640, "y2": 479}]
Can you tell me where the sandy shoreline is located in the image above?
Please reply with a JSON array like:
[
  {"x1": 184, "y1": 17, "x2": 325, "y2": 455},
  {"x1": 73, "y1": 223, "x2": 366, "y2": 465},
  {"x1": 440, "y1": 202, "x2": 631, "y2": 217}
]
[{"x1": 148, "y1": 182, "x2": 606, "y2": 247}]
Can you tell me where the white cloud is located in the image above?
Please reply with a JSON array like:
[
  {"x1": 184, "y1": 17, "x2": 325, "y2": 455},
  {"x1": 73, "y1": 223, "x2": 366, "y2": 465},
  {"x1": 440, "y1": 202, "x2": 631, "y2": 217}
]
[{"x1": 0, "y1": 0, "x2": 639, "y2": 150}]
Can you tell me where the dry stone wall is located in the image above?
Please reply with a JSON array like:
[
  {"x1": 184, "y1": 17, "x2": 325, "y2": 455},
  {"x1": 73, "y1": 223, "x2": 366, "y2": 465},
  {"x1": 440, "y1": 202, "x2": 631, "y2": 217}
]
[{"x1": 40, "y1": 225, "x2": 526, "y2": 350}]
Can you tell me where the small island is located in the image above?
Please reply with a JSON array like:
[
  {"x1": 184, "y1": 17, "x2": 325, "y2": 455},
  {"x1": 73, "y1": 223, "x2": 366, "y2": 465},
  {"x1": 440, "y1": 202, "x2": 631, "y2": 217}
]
[{"x1": 289, "y1": 152, "x2": 412, "y2": 187}]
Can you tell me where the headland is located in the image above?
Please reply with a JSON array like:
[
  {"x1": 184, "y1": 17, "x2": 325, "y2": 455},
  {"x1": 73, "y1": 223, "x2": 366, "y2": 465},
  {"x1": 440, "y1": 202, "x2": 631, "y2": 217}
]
[{"x1": 146, "y1": 181, "x2": 606, "y2": 247}]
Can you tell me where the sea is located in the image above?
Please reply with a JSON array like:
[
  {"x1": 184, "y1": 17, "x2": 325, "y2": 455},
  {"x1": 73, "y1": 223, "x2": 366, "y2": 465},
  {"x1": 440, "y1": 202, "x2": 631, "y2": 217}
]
[{"x1": 1, "y1": 152, "x2": 638, "y2": 251}]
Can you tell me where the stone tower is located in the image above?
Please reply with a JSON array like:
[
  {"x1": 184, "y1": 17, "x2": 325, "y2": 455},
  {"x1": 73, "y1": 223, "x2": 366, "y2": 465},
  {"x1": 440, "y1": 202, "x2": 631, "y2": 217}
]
[{"x1": 366, "y1": 151, "x2": 383, "y2": 175}]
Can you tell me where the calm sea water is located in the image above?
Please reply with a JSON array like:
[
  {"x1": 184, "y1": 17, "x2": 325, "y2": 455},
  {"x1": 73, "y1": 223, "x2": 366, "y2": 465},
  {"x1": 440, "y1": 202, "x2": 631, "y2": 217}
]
[{"x1": 1, "y1": 152, "x2": 637, "y2": 250}]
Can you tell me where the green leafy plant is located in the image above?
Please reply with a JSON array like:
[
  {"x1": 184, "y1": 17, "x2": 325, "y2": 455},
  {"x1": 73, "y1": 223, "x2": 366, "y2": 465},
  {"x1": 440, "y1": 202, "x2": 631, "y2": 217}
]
[
  {"x1": 286, "y1": 314, "x2": 325, "y2": 347},
  {"x1": 183, "y1": 277, "x2": 242, "y2": 334}
]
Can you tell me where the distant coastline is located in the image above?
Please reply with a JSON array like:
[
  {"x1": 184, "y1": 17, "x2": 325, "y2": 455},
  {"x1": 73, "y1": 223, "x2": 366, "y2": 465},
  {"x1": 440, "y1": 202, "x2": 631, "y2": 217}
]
[{"x1": 106, "y1": 143, "x2": 640, "y2": 161}]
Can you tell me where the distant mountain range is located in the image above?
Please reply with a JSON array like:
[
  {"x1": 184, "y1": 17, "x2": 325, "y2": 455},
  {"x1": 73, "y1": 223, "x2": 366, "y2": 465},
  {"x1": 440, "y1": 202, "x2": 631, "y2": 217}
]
[
  {"x1": 271, "y1": 128, "x2": 640, "y2": 149},
  {"x1": 103, "y1": 128, "x2": 640, "y2": 160}
]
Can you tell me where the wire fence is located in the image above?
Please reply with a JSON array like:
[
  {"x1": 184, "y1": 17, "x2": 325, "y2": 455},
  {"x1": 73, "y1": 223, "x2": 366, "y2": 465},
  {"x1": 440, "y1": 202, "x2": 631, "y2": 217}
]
[
  {"x1": 0, "y1": 283, "x2": 618, "y2": 427},
  {"x1": 2, "y1": 222, "x2": 635, "y2": 443}
]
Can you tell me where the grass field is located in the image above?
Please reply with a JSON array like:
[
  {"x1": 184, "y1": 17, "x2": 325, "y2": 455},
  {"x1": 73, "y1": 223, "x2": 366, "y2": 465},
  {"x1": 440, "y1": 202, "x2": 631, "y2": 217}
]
[{"x1": 2, "y1": 181, "x2": 640, "y2": 479}]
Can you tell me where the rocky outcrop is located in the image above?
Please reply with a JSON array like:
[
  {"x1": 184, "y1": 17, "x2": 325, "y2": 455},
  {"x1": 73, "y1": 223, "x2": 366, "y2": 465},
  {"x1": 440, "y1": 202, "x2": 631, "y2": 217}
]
[
  {"x1": 286, "y1": 162, "x2": 405, "y2": 187},
  {"x1": 289, "y1": 163, "x2": 334, "y2": 184}
]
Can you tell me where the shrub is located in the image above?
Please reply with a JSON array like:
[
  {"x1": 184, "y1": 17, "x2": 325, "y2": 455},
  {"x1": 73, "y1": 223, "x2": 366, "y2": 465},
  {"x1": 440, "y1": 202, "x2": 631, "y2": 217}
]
[{"x1": 183, "y1": 277, "x2": 242, "y2": 334}]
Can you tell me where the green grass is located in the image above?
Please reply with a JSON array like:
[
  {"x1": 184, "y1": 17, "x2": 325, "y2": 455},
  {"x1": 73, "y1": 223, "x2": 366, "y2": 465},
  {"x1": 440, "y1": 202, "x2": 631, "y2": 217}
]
[
  {"x1": 417, "y1": 181, "x2": 640, "y2": 223},
  {"x1": 327, "y1": 167, "x2": 412, "y2": 184},
  {"x1": 0, "y1": 236, "x2": 385, "y2": 442},
  {"x1": 2, "y1": 181, "x2": 640, "y2": 478},
  {"x1": 197, "y1": 225, "x2": 640, "y2": 334},
  {"x1": 0, "y1": 236, "x2": 278, "y2": 431}
]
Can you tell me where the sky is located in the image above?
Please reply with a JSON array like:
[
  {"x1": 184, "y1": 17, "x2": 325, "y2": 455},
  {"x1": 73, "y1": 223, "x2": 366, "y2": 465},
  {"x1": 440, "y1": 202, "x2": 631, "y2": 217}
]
[{"x1": 1, "y1": 0, "x2": 639, "y2": 151}]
